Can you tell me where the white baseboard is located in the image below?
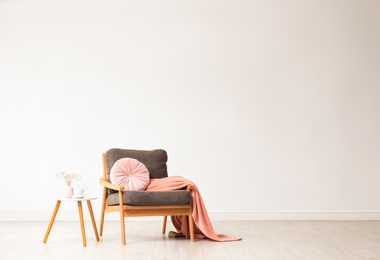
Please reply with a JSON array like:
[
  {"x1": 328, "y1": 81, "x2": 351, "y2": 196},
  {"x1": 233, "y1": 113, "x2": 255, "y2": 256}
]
[
  {"x1": 209, "y1": 211, "x2": 380, "y2": 221},
  {"x1": 1, "y1": 210, "x2": 380, "y2": 221}
]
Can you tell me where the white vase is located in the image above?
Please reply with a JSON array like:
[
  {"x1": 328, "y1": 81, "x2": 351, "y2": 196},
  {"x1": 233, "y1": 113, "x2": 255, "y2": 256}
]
[{"x1": 64, "y1": 186, "x2": 74, "y2": 198}]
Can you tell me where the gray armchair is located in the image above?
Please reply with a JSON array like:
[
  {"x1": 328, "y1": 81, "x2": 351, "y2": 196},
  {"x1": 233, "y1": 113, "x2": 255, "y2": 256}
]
[{"x1": 99, "y1": 148, "x2": 194, "y2": 245}]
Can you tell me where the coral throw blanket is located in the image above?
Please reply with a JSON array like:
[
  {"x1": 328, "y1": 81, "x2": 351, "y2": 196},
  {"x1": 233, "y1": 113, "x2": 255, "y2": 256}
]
[{"x1": 146, "y1": 176, "x2": 242, "y2": 242}]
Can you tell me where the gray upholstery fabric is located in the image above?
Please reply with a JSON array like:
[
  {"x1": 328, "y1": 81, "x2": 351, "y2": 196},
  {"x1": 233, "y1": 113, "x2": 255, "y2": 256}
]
[
  {"x1": 107, "y1": 190, "x2": 190, "y2": 206},
  {"x1": 105, "y1": 148, "x2": 169, "y2": 195},
  {"x1": 105, "y1": 149, "x2": 189, "y2": 207},
  {"x1": 105, "y1": 148, "x2": 168, "y2": 180}
]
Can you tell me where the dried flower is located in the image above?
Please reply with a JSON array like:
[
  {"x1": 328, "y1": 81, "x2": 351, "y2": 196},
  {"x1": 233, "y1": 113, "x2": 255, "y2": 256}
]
[{"x1": 56, "y1": 171, "x2": 81, "y2": 186}]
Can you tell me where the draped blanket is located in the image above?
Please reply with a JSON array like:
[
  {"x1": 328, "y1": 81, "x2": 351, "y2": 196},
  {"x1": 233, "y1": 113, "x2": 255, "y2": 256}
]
[{"x1": 146, "y1": 176, "x2": 242, "y2": 242}]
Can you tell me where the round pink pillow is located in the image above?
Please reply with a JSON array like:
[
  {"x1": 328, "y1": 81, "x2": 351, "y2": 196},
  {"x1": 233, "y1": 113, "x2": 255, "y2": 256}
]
[{"x1": 110, "y1": 158, "x2": 150, "y2": 191}]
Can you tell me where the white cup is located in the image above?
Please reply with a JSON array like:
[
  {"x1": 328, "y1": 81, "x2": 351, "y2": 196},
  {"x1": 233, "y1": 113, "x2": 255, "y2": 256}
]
[{"x1": 73, "y1": 188, "x2": 85, "y2": 197}]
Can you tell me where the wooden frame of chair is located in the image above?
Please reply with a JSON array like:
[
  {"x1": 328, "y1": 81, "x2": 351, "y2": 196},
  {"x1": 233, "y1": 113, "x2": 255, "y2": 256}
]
[{"x1": 99, "y1": 153, "x2": 195, "y2": 245}]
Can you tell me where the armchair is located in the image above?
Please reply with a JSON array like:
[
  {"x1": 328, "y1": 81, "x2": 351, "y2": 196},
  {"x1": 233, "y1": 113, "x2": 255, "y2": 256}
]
[{"x1": 99, "y1": 148, "x2": 194, "y2": 245}]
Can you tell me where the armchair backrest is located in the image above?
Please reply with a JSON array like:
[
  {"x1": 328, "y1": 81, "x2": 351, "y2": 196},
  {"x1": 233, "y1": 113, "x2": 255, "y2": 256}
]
[{"x1": 104, "y1": 148, "x2": 169, "y2": 181}]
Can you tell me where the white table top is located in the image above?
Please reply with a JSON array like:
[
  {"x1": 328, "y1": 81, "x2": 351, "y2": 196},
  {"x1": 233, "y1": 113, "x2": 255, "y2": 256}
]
[{"x1": 52, "y1": 196, "x2": 97, "y2": 201}]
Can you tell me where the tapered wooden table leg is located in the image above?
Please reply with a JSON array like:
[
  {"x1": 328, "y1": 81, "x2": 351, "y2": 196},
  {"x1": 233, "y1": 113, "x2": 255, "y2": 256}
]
[
  {"x1": 43, "y1": 196, "x2": 98, "y2": 246},
  {"x1": 77, "y1": 201, "x2": 87, "y2": 247},
  {"x1": 43, "y1": 200, "x2": 61, "y2": 243},
  {"x1": 86, "y1": 200, "x2": 99, "y2": 241}
]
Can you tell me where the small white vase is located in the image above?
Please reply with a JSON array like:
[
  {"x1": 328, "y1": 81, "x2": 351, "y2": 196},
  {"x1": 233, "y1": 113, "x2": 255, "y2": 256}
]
[{"x1": 64, "y1": 186, "x2": 74, "y2": 198}]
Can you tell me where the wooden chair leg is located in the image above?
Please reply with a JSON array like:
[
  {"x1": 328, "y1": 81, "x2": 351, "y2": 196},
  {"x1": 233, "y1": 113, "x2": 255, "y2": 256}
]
[
  {"x1": 119, "y1": 192, "x2": 126, "y2": 245},
  {"x1": 120, "y1": 211, "x2": 126, "y2": 245},
  {"x1": 188, "y1": 212, "x2": 194, "y2": 242},
  {"x1": 99, "y1": 187, "x2": 107, "y2": 236},
  {"x1": 162, "y1": 216, "x2": 167, "y2": 234}
]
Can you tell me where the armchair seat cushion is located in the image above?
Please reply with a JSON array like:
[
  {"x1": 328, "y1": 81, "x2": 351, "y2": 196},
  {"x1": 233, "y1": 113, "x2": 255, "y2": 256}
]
[{"x1": 107, "y1": 190, "x2": 190, "y2": 206}]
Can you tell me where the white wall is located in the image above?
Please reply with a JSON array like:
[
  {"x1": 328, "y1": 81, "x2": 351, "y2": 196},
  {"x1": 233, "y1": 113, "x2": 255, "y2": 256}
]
[{"x1": 1, "y1": 0, "x2": 380, "y2": 221}]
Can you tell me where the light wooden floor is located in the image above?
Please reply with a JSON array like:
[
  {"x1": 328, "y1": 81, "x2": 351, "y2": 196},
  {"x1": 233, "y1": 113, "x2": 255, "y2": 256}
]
[{"x1": 1, "y1": 220, "x2": 380, "y2": 259}]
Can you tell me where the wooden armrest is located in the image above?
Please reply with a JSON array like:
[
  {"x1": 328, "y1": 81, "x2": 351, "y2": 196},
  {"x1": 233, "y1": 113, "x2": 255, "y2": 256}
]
[
  {"x1": 99, "y1": 178, "x2": 124, "y2": 191},
  {"x1": 186, "y1": 184, "x2": 194, "y2": 191}
]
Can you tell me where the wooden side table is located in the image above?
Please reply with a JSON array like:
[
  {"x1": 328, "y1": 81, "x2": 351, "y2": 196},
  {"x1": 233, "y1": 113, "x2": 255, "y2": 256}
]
[{"x1": 43, "y1": 196, "x2": 99, "y2": 247}]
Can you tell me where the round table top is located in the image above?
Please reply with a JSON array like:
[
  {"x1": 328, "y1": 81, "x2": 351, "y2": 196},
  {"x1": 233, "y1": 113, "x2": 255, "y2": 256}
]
[{"x1": 52, "y1": 196, "x2": 97, "y2": 201}]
